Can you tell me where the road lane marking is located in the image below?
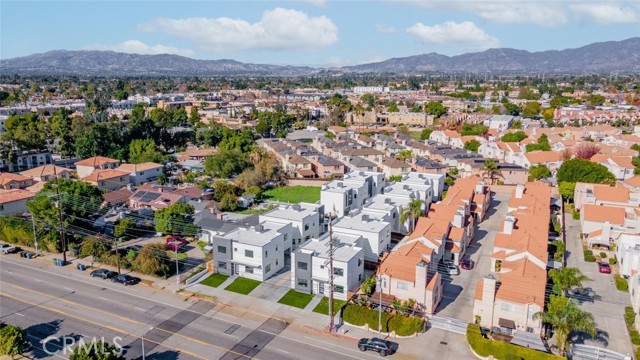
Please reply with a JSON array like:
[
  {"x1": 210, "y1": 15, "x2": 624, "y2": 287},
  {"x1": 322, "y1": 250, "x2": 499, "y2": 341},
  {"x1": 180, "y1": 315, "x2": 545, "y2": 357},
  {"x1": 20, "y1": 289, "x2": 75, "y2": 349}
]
[
  {"x1": 63, "y1": 286, "x2": 72, "y2": 291},
  {"x1": 14, "y1": 312, "x2": 24, "y2": 316},
  {"x1": 0, "y1": 282, "x2": 260, "y2": 360},
  {"x1": 0, "y1": 292, "x2": 207, "y2": 360},
  {"x1": 135, "y1": 307, "x2": 146, "y2": 312},
  {"x1": 98, "y1": 296, "x2": 108, "y2": 301},
  {"x1": 276, "y1": 349, "x2": 290, "y2": 354}
]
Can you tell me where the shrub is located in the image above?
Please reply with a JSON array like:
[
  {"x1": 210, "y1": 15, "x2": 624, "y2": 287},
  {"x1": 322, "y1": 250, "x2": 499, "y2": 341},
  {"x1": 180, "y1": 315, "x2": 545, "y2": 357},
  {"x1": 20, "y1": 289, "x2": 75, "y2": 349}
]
[
  {"x1": 584, "y1": 249, "x2": 593, "y2": 256},
  {"x1": 342, "y1": 304, "x2": 423, "y2": 336},
  {"x1": 631, "y1": 330, "x2": 640, "y2": 345},
  {"x1": 599, "y1": 252, "x2": 607, "y2": 259},
  {"x1": 609, "y1": 258, "x2": 618, "y2": 265},
  {"x1": 585, "y1": 254, "x2": 597, "y2": 262},
  {"x1": 467, "y1": 324, "x2": 562, "y2": 360},
  {"x1": 625, "y1": 306, "x2": 635, "y2": 327},
  {"x1": 572, "y1": 210, "x2": 580, "y2": 220},
  {"x1": 615, "y1": 276, "x2": 628, "y2": 291}
]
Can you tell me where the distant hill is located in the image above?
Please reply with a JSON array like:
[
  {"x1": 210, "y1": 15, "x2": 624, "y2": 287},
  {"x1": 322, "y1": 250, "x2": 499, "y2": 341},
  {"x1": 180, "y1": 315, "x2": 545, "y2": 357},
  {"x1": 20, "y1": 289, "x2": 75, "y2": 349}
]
[
  {"x1": 0, "y1": 50, "x2": 316, "y2": 76},
  {"x1": 1, "y1": 38, "x2": 639, "y2": 76},
  {"x1": 342, "y1": 37, "x2": 640, "y2": 74}
]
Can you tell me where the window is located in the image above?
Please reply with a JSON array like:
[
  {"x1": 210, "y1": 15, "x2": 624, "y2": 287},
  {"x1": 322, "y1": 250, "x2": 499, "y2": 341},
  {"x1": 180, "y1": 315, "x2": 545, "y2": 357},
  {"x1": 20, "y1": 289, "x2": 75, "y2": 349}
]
[
  {"x1": 305, "y1": 236, "x2": 310, "y2": 241},
  {"x1": 334, "y1": 268, "x2": 344, "y2": 276},
  {"x1": 334, "y1": 285, "x2": 344, "y2": 293},
  {"x1": 358, "y1": 258, "x2": 362, "y2": 266},
  {"x1": 265, "y1": 264, "x2": 271, "y2": 273},
  {"x1": 265, "y1": 251, "x2": 268, "y2": 258},
  {"x1": 245, "y1": 266, "x2": 254, "y2": 274},
  {"x1": 397, "y1": 281, "x2": 409, "y2": 290},
  {"x1": 245, "y1": 250, "x2": 254, "y2": 258},
  {"x1": 217, "y1": 246, "x2": 226, "y2": 254},
  {"x1": 218, "y1": 261, "x2": 227, "y2": 269},
  {"x1": 284, "y1": 234, "x2": 288, "y2": 241},
  {"x1": 298, "y1": 278, "x2": 308, "y2": 287},
  {"x1": 320, "y1": 265, "x2": 324, "y2": 269},
  {"x1": 297, "y1": 261, "x2": 308, "y2": 270},
  {"x1": 140, "y1": 171, "x2": 145, "y2": 175},
  {"x1": 500, "y1": 303, "x2": 512, "y2": 312},
  {"x1": 305, "y1": 224, "x2": 309, "y2": 231},
  {"x1": 358, "y1": 274, "x2": 362, "y2": 281}
]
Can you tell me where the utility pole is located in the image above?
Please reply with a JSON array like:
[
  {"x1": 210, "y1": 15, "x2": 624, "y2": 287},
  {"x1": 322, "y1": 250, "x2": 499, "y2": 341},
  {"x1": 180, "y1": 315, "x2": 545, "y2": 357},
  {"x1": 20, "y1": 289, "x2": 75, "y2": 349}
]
[
  {"x1": 326, "y1": 211, "x2": 336, "y2": 333},
  {"x1": 53, "y1": 166, "x2": 66, "y2": 263},
  {"x1": 175, "y1": 245, "x2": 180, "y2": 291},
  {"x1": 377, "y1": 275, "x2": 385, "y2": 332},
  {"x1": 31, "y1": 215, "x2": 39, "y2": 255}
]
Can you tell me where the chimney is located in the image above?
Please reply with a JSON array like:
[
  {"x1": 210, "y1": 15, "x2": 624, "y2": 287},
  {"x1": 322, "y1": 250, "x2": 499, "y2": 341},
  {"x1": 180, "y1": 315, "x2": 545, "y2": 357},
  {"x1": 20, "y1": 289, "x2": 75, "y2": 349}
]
[
  {"x1": 362, "y1": 214, "x2": 370, "y2": 222},
  {"x1": 384, "y1": 197, "x2": 391, "y2": 204},
  {"x1": 602, "y1": 221, "x2": 611, "y2": 243},
  {"x1": 504, "y1": 215, "x2": 516, "y2": 234},
  {"x1": 415, "y1": 260, "x2": 428, "y2": 288},
  {"x1": 480, "y1": 274, "x2": 498, "y2": 328},
  {"x1": 515, "y1": 184, "x2": 525, "y2": 199},
  {"x1": 292, "y1": 204, "x2": 301, "y2": 211},
  {"x1": 453, "y1": 207, "x2": 465, "y2": 228},
  {"x1": 216, "y1": 212, "x2": 223, "y2": 220},
  {"x1": 255, "y1": 224, "x2": 264, "y2": 233},
  {"x1": 475, "y1": 181, "x2": 485, "y2": 195}
]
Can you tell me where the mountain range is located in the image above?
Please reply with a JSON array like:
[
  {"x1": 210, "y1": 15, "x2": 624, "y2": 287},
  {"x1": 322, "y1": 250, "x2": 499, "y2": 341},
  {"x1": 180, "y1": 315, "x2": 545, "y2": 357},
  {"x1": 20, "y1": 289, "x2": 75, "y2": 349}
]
[{"x1": 1, "y1": 37, "x2": 639, "y2": 76}]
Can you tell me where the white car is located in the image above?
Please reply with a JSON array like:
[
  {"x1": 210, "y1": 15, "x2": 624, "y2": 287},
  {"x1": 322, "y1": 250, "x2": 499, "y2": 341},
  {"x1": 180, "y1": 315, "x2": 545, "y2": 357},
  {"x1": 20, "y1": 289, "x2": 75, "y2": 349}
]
[
  {"x1": 447, "y1": 264, "x2": 460, "y2": 275},
  {"x1": 0, "y1": 244, "x2": 17, "y2": 254}
]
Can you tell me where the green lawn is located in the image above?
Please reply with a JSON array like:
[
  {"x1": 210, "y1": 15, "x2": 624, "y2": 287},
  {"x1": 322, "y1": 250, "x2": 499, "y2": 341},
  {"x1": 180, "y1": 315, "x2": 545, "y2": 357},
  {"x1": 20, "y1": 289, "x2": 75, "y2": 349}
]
[
  {"x1": 200, "y1": 273, "x2": 229, "y2": 288},
  {"x1": 277, "y1": 290, "x2": 315, "y2": 309},
  {"x1": 467, "y1": 324, "x2": 563, "y2": 360},
  {"x1": 409, "y1": 131, "x2": 423, "y2": 140},
  {"x1": 312, "y1": 297, "x2": 347, "y2": 315},
  {"x1": 224, "y1": 277, "x2": 261, "y2": 295},
  {"x1": 233, "y1": 208, "x2": 270, "y2": 215},
  {"x1": 263, "y1": 186, "x2": 320, "y2": 204}
]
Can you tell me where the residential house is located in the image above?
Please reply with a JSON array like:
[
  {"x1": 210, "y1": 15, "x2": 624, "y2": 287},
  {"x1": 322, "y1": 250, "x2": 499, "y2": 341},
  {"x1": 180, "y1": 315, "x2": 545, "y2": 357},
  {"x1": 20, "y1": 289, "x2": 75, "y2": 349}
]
[
  {"x1": 381, "y1": 157, "x2": 411, "y2": 178},
  {"x1": 412, "y1": 157, "x2": 447, "y2": 176},
  {"x1": 595, "y1": 156, "x2": 635, "y2": 181},
  {"x1": 20, "y1": 165, "x2": 73, "y2": 182},
  {"x1": 376, "y1": 240, "x2": 443, "y2": 315},
  {"x1": 260, "y1": 203, "x2": 325, "y2": 250},
  {"x1": 320, "y1": 171, "x2": 386, "y2": 217},
  {"x1": 0, "y1": 189, "x2": 34, "y2": 215},
  {"x1": 292, "y1": 232, "x2": 365, "y2": 300},
  {"x1": 616, "y1": 234, "x2": 640, "y2": 277},
  {"x1": 81, "y1": 169, "x2": 130, "y2": 191},
  {"x1": 522, "y1": 151, "x2": 563, "y2": 172},
  {"x1": 116, "y1": 162, "x2": 164, "y2": 185},
  {"x1": 0, "y1": 151, "x2": 52, "y2": 173},
  {"x1": 310, "y1": 156, "x2": 346, "y2": 179},
  {"x1": 75, "y1": 156, "x2": 120, "y2": 179},
  {"x1": 344, "y1": 157, "x2": 378, "y2": 172},
  {"x1": 0, "y1": 173, "x2": 34, "y2": 190},
  {"x1": 211, "y1": 221, "x2": 292, "y2": 281},
  {"x1": 332, "y1": 212, "x2": 391, "y2": 263}
]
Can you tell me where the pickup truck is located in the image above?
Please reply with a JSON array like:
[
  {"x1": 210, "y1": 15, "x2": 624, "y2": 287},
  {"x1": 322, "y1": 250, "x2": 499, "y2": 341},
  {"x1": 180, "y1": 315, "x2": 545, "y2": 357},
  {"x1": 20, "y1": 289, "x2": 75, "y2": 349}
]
[{"x1": 0, "y1": 243, "x2": 17, "y2": 254}]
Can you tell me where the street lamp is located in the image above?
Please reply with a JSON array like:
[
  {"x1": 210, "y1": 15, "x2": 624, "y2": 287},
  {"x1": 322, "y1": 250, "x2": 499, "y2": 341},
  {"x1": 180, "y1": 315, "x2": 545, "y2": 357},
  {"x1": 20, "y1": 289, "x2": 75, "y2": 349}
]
[
  {"x1": 141, "y1": 327, "x2": 153, "y2": 360},
  {"x1": 376, "y1": 275, "x2": 386, "y2": 333}
]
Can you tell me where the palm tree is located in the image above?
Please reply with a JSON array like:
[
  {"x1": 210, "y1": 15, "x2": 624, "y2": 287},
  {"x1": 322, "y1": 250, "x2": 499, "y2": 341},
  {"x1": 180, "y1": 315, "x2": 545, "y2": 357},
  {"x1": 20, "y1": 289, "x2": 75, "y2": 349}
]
[
  {"x1": 483, "y1": 159, "x2": 499, "y2": 185},
  {"x1": 549, "y1": 267, "x2": 591, "y2": 297},
  {"x1": 534, "y1": 295, "x2": 596, "y2": 354},
  {"x1": 400, "y1": 199, "x2": 423, "y2": 233}
]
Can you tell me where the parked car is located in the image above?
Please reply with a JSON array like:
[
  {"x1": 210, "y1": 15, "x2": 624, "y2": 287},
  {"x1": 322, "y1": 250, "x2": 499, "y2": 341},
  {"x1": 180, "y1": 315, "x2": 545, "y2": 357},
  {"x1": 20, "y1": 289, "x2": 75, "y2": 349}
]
[
  {"x1": 165, "y1": 236, "x2": 186, "y2": 245},
  {"x1": 90, "y1": 269, "x2": 118, "y2": 279},
  {"x1": 358, "y1": 337, "x2": 393, "y2": 356},
  {"x1": 598, "y1": 262, "x2": 612, "y2": 274},
  {"x1": 447, "y1": 264, "x2": 460, "y2": 275},
  {"x1": 0, "y1": 243, "x2": 17, "y2": 254},
  {"x1": 461, "y1": 259, "x2": 474, "y2": 270},
  {"x1": 112, "y1": 274, "x2": 140, "y2": 286}
]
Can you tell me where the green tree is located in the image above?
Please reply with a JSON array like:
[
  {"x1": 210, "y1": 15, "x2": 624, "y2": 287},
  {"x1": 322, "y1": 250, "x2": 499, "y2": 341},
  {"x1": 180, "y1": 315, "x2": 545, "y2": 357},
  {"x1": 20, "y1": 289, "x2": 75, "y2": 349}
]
[
  {"x1": 464, "y1": 140, "x2": 480, "y2": 153},
  {"x1": 220, "y1": 193, "x2": 239, "y2": 211},
  {"x1": 528, "y1": 164, "x2": 551, "y2": 181},
  {"x1": 131, "y1": 243, "x2": 166, "y2": 276},
  {"x1": 501, "y1": 131, "x2": 527, "y2": 142},
  {"x1": 154, "y1": 203, "x2": 195, "y2": 235},
  {"x1": 525, "y1": 134, "x2": 551, "y2": 152},
  {"x1": 509, "y1": 120, "x2": 523, "y2": 129},
  {"x1": 425, "y1": 101, "x2": 448, "y2": 118},
  {"x1": 0, "y1": 323, "x2": 27, "y2": 357},
  {"x1": 80, "y1": 237, "x2": 111, "y2": 259},
  {"x1": 128, "y1": 139, "x2": 163, "y2": 164},
  {"x1": 522, "y1": 101, "x2": 542, "y2": 118},
  {"x1": 461, "y1": 124, "x2": 489, "y2": 136},
  {"x1": 420, "y1": 129, "x2": 433, "y2": 140},
  {"x1": 549, "y1": 267, "x2": 591, "y2": 297},
  {"x1": 68, "y1": 340, "x2": 125, "y2": 360},
  {"x1": 49, "y1": 109, "x2": 76, "y2": 157},
  {"x1": 395, "y1": 150, "x2": 412, "y2": 161},
  {"x1": 400, "y1": 199, "x2": 423, "y2": 233},
  {"x1": 557, "y1": 158, "x2": 616, "y2": 185},
  {"x1": 2, "y1": 113, "x2": 47, "y2": 151},
  {"x1": 387, "y1": 103, "x2": 400, "y2": 112},
  {"x1": 211, "y1": 180, "x2": 239, "y2": 202},
  {"x1": 188, "y1": 107, "x2": 200, "y2": 127},
  {"x1": 534, "y1": 295, "x2": 596, "y2": 354},
  {"x1": 550, "y1": 96, "x2": 566, "y2": 109},
  {"x1": 559, "y1": 181, "x2": 576, "y2": 202},
  {"x1": 114, "y1": 218, "x2": 135, "y2": 238},
  {"x1": 483, "y1": 159, "x2": 499, "y2": 185},
  {"x1": 586, "y1": 94, "x2": 605, "y2": 107},
  {"x1": 204, "y1": 149, "x2": 249, "y2": 178}
]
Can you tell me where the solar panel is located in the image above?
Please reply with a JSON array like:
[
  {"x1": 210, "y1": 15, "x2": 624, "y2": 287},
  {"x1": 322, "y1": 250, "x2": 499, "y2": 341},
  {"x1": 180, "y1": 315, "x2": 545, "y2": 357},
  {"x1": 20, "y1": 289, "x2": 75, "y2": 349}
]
[{"x1": 140, "y1": 192, "x2": 161, "y2": 203}]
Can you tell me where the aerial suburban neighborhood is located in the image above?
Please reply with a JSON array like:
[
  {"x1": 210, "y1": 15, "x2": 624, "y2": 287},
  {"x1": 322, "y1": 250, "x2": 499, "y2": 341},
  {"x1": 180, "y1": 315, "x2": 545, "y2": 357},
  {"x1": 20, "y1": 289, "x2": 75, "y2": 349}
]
[{"x1": 1, "y1": 2, "x2": 640, "y2": 360}]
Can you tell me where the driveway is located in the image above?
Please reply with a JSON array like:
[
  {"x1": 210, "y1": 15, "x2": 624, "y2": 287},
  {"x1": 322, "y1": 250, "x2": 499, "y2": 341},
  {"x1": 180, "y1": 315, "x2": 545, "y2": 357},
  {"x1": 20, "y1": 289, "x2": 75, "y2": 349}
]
[
  {"x1": 437, "y1": 192, "x2": 511, "y2": 321},
  {"x1": 565, "y1": 216, "x2": 633, "y2": 356}
]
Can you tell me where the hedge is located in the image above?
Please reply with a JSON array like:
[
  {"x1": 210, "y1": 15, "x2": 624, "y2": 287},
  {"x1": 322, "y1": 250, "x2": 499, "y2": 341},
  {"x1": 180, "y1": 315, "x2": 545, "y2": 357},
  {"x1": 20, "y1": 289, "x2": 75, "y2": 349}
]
[
  {"x1": 467, "y1": 324, "x2": 563, "y2": 360},
  {"x1": 342, "y1": 304, "x2": 424, "y2": 336},
  {"x1": 624, "y1": 306, "x2": 640, "y2": 345},
  {"x1": 584, "y1": 250, "x2": 596, "y2": 262},
  {"x1": 609, "y1": 258, "x2": 618, "y2": 265},
  {"x1": 615, "y1": 276, "x2": 628, "y2": 292}
]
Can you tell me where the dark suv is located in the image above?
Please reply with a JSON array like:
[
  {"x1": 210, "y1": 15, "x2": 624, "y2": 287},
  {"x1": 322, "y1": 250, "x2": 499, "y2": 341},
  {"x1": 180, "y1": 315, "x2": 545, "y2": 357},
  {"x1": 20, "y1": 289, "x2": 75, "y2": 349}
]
[
  {"x1": 90, "y1": 269, "x2": 118, "y2": 279},
  {"x1": 358, "y1": 337, "x2": 393, "y2": 356},
  {"x1": 112, "y1": 274, "x2": 140, "y2": 286}
]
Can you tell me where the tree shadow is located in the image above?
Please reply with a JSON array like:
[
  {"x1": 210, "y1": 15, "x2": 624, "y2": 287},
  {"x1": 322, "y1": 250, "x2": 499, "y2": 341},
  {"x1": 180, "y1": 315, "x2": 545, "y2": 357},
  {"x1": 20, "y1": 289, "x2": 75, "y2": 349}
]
[
  {"x1": 145, "y1": 350, "x2": 181, "y2": 360},
  {"x1": 567, "y1": 287, "x2": 602, "y2": 304},
  {"x1": 570, "y1": 329, "x2": 610, "y2": 347},
  {"x1": 24, "y1": 319, "x2": 63, "y2": 359}
]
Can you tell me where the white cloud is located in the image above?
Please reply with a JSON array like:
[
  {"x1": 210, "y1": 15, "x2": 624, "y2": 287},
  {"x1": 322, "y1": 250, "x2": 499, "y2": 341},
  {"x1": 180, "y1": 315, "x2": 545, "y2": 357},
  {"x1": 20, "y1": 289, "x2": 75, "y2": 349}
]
[
  {"x1": 406, "y1": 21, "x2": 499, "y2": 51},
  {"x1": 85, "y1": 40, "x2": 195, "y2": 57},
  {"x1": 138, "y1": 8, "x2": 338, "y2": 53},
  {"x1": 570, "y1": 3, "x2": 638, "y2": 24},
  {"x1": 291, "y1": 0, "x2": 327, "y2": 6},
  {"x1": 374, "y1": 24, "x2": 396, "y2": 33}
]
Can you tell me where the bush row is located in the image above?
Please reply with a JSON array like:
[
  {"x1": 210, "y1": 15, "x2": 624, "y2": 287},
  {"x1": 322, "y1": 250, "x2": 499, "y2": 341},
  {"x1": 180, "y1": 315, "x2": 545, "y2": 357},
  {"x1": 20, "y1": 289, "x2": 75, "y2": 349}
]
[
  {"x1": 342, "y1": 304, "x2": 424, "y2": 336},
  {"x1": 466, "y1": 324, "x2": 563, "y2": 360}
]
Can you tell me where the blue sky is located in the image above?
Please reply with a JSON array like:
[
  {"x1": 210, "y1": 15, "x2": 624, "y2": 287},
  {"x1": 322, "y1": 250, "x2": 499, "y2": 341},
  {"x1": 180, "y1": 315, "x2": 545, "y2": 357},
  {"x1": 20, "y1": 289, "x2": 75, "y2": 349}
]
[{"x1": 1, "y1": 1, "x2": 639, "y2": 66}]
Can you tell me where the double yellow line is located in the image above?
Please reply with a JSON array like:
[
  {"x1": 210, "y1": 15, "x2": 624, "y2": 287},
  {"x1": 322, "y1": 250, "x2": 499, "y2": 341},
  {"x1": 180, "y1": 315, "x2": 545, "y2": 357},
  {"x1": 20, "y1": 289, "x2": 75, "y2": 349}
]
[{"x1": 0, "y1": 281, "x2": 259, "y2": 360}]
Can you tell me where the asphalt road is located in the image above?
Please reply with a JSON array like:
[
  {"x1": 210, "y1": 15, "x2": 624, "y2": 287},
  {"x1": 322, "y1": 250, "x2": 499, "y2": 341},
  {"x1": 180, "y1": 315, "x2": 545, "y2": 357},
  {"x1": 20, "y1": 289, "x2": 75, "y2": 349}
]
[{"x1": 0, "y1": 256, "x2": 399, "y2": 360}]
